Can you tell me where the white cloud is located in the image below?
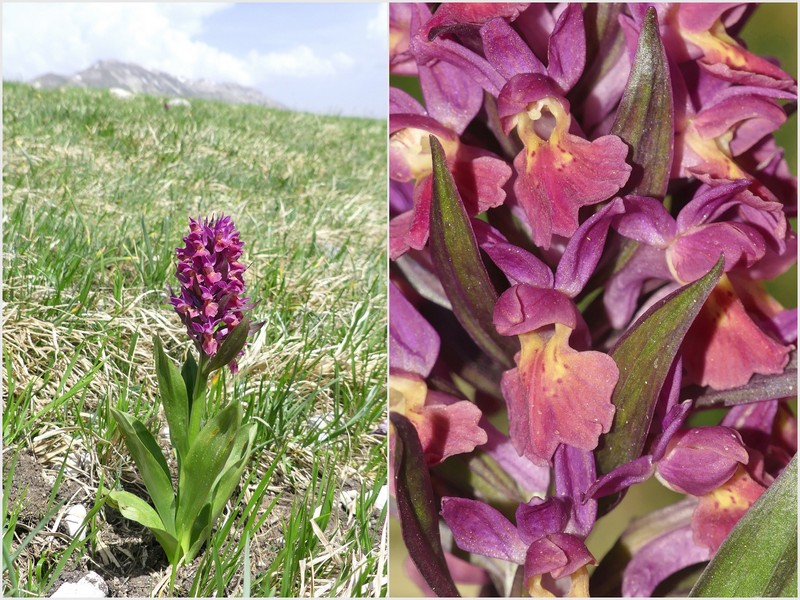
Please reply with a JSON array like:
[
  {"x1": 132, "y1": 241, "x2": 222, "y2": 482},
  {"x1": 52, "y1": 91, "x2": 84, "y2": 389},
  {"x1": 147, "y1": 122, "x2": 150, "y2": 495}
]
[
  {"x1": 367, "y1": 4, "x2": 387, "y2": 40},
  {"x1": 2, "y1": 2, "x2": 356, "y2": 87},
  {"x1": 247, "y1": 46, "x2": 354, "y2": 79}
]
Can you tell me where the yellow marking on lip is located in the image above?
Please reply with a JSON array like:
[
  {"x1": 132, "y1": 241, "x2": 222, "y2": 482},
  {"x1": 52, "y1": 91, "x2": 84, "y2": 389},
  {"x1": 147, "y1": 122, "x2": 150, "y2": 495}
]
[{"x1": 389, "y1": 127, "x2": 459, "y2": 181}]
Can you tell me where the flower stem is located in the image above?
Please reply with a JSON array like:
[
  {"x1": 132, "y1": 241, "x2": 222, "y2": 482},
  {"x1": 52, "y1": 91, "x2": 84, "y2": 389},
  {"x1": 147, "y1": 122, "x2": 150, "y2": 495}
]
[{"x1": 188, "y1": 354, "x2": 209, "y2": 444}]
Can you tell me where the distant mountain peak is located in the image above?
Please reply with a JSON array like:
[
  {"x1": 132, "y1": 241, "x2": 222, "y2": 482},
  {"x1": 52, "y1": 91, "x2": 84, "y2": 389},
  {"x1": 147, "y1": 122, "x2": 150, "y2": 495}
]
[{"x1": 30, "y1": 60, "x2": 285, "y2": 109}]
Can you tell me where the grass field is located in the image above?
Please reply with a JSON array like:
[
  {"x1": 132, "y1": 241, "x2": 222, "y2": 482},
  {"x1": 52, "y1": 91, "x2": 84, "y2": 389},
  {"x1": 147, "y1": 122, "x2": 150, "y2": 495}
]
[{"x1": 2, "y1": 82, "x2": 387, "y2": 597}]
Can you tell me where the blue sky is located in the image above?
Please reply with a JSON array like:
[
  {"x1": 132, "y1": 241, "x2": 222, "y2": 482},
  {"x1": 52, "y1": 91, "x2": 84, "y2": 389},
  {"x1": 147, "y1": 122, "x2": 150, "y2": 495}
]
[{"x1": 2, "y1": 3, "x2": 387, "y2": 118}]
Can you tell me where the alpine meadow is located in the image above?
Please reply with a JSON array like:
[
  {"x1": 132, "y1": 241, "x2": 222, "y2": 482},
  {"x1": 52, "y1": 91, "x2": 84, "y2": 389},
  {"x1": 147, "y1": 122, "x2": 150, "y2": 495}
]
[{"x1": 2, "y1": 82, "x2": 388, "y2": 598}]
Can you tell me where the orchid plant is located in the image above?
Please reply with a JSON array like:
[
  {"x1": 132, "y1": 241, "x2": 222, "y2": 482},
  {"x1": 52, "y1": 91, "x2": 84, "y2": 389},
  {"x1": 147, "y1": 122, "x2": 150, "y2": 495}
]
[
  {"x1": 108, "y1": 215, "x2": 257, "y2": 565},
  {"x1": 390, "y1": 3, "x2": 796, "y2": 597}
]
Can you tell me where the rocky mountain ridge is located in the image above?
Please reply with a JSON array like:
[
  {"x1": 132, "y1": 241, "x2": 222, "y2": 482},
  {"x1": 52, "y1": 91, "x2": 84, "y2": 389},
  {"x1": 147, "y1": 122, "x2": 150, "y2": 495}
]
[{"x1": 30, "y1": 60, "x2": 285, "y2": 109}]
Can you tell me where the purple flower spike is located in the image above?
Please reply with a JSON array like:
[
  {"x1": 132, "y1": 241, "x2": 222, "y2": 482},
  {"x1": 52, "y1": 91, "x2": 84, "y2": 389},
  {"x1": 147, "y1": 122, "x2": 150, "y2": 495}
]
[{"x1": 170, "y1": 215, "x2": 250, "y2": 371}]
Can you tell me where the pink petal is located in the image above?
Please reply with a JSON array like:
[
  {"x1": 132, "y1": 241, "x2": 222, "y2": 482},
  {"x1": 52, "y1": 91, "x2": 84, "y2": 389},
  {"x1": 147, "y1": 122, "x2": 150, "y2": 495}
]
[
  {"x1": 523, "y1": 132, "x2": 629, "y2": 247},
  {"x1": 501, "y1": 324, "x2": 618, "y2": 466},
  {"x1": 682, "y1": 276, "x2": 791, "y2": 390},
  {"x1": 418, "y1": 391, "x2": 488, "y2": 464},
  {"x1": 389, "y1": 178, "x2": 432, "y2": 260},
  {"x1": 692, "y1": 465, "x2": 765, "y2": 553}
]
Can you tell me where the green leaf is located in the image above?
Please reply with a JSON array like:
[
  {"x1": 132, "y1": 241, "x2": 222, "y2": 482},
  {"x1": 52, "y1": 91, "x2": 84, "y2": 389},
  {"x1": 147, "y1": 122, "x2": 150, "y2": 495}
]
[
  {"x1": 185, "y1": 503, "x2": 213, "y2": 562},
  {"x1": 176, "y1": 401, "x2": 241, "y2": 548},
  {"x1": 428, "y1": 134, "x2": 517, "y2": 369},
  {"x1": 108, "y1": 489, "x2": 180, "y2": 563},
  {"x1": 596, "y1": 256, "x2": 723, "y2": 477},
  {"x1": 210, "y1": 422, "x2": 256, "y2": 526},
  {"x1": 154, "y1": 336, "x2": 189, "y2": 461},
  {"x1": 391, "y1": 411, "x2": 460, "y2": 597},
  {"x1": 691, "y1": 456, "x2": 798, "y2": 597},
  {"x1": 205, "y1": 317, "x2": 251, "y2": 374},
  {"x1": 110, "y1": 409, "x2": 176, "y2": 532},
  {"x1": 610, "y1": 6, "x2": 673, "y2": 198}
]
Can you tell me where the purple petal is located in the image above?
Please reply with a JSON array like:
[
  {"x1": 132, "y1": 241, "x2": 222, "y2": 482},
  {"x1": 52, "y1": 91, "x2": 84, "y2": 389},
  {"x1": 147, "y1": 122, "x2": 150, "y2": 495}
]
[
  {"x1": 676, "y1": 179, "x2": 754, "y2": 231},
  {"x1": 390, "y1": 87, "x2": 426, "y2": 116},
  {"x1": 484, "y1": 242, "x2": 553, "y2": 288},
  {"x1": 613, "y1": 195, "x2": 676, "y2": 247},
  {"x1": 440, "y1": 497, "x2": 527, "y2": 565},
  {"x1": 554, "y1": 197, "x2": 625, "y2": 298},
  {"x1": 652, "y1": 399, "x2": 692, "y2": 461},
  {"x1": 655, "y1": 426, "x2": 749, "y2": 496},
  {"x1": 422, "y1": 3, "x2": 530, "y2": 39},
  {"x1": 475, "y1": 224, "x2": 554, "y2": 288},
  {"x1": 553, "y1": 445, "x2": 596, "y2": 538},
  {"x1": 494, "y1": 285, "x2": 577, "y2": 336},
  {"x1": 652, "y1": 357, "x2": 685, "y2": 434},
  {"x1": 419, "y1": 59, "x2": 484, "y2": 135},
  {"x1": 389, "y1": 280, "x2": 440, "y2": 377},
  {"x1": 603, "y1": 243, "x2": 672, "y2": 329},
  {"x1": 585, "y1": 455, "x2": 654, "y2": 499},
  {"x1": 480, "y1": 418, "x2": 551, "y2": 497},
  {"x1": 390, "y1": 179, "x2": 414, "y2": 214},
  {"x1": 411, "y1": 32, "x2": 506, "y2": 97},
  {"x1": 722, "y1": 400, "x2": 779, "y2": 448},
  {"x1": 480, "y1": 17, "x2": 545, "y2": 81},
  {"x1": 622, "y1": 525, "x2": 711, "y2": 597},
  {"x1": 547, "y1": 4, "x2": 586, "y2": 93},
  {"x1": 515, "y1": 497, "x2": 570, "y2": 543},
  {"x1": 525, "y1": 533, "x2": 594, "y2": 579},
  {"x1": 669, "y1": 222, "x2": 766, "y2": 283},
  {"x1": 513, "y1": 4, "x2": 555, "y2": 62},
  {"x1": 694, "y1": 94, "x2": 787, "y2": 156}
]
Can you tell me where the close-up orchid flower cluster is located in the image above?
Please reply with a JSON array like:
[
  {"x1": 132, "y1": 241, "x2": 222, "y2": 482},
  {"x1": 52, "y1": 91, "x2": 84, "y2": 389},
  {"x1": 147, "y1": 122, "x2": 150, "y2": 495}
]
[{"x1": 389, "y1": 3, "x2": 797, "y2": 598}]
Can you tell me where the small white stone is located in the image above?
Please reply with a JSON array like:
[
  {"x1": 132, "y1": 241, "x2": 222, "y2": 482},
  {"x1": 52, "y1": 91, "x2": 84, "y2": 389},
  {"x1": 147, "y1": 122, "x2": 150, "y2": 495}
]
[
  {"x1": 375, "y1": 485, "x2": 388, "y2": 512},
  {"x1": 340, "y1": 489, "x2": 359, "y2": 512},
  {"x1": 108, "y1": 87, "x2": 133, "y2": 100},
  {"x1": 63, "y1": 504, "x2": 88, "y2": 540},
  {"x1": 51, "y1": 571, "x2": 107, "y2": 597},
  {"x1": 308, "y1": 413, "x2": 335, "y2": 441},
  {"x1": 165, "y1": 97, "x2": 191, "y2": 108}
]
